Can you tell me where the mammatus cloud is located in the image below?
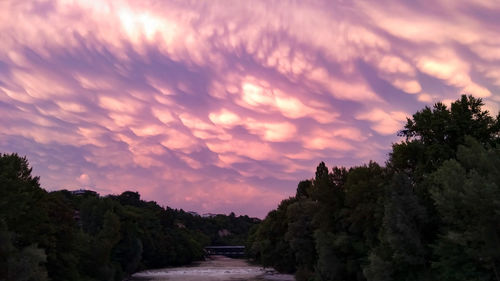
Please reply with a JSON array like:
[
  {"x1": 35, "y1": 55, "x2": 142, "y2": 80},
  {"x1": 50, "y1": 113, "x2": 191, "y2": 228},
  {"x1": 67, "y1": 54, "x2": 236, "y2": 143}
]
[{"x1": 1, "y1": 0, "x2": 499, "y2": 217}]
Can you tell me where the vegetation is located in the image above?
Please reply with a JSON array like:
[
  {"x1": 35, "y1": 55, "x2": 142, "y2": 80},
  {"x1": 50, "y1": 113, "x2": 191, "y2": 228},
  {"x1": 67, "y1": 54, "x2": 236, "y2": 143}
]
[
  {"x1": 248, "y1": 95, "x2": 500, "y2": 281},
  {"x1": 0, "y1": 156, "x2": 259, "y2": 281}
]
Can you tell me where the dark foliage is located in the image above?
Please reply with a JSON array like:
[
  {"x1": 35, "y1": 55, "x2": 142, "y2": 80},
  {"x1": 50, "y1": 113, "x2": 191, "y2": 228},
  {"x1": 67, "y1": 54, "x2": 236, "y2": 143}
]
[
  {"x1": 0, "y1": 154, "x2": 260, "y2": 281},
  {"x1": 249, "y1": 95, "x2": 500, "y2": 281}
]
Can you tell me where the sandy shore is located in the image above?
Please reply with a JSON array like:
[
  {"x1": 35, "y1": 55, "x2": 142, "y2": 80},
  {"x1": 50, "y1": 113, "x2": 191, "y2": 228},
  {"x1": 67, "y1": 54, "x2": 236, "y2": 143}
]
[{"x1": 129, "y1": 256, "x2": 294, "y2": 281}]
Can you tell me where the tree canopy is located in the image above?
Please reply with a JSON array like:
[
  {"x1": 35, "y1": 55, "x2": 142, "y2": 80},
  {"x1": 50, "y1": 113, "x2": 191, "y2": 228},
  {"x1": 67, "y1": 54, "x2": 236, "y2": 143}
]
[
  {"x1": 249, "y1": 95, "x2": 500, "y2": 281},
  {"x1": 0, "y1": 154, "x2": 260, "y2": 281}
]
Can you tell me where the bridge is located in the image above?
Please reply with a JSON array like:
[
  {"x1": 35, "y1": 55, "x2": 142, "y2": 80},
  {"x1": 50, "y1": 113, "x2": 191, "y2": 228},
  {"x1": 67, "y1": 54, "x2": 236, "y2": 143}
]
[{"x1": 204, "y1": 246, "x2": 245, "y2": 257}]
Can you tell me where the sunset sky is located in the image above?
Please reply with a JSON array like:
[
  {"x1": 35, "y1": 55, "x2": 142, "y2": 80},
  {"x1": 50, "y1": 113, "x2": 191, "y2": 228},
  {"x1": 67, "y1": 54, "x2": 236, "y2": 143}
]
[{"x1": 1, "y1": 0, "x2": 500, "y2": 217}]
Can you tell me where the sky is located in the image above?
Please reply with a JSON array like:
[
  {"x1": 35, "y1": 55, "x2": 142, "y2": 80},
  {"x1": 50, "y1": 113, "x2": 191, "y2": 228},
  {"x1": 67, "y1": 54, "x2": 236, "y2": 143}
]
[{"x1": 1, "y1": 0, "x2": 500, "y2": 218}]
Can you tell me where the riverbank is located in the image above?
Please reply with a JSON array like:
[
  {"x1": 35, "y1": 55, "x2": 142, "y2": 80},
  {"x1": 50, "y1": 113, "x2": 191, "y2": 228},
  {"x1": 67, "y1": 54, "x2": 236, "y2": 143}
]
[{"x1": 128, "y1": 256, "x2": 295, "y2": 281}]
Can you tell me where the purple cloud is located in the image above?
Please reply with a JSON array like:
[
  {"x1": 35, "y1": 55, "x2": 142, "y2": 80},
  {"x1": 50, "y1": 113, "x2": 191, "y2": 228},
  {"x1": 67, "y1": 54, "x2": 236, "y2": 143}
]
[{"x1": 1, "y1": 0, "x2": 499, "y2": 217}]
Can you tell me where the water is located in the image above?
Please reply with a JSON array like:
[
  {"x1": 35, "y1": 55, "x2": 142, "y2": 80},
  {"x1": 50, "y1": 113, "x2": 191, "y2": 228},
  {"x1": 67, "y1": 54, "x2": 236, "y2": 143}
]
[{"x1": 128, "y1": 255, "x2": 295, "y2": 281}]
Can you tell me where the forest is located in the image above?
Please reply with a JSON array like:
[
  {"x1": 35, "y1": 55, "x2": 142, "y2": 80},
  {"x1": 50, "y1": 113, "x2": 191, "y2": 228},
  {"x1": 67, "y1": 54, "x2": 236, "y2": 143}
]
[
  {"x1": 247, "y1": 95, "x2": 500, "y2": 281},
  {"x1": 0, "y1": 159, "x2": 259, "y2": 281}
]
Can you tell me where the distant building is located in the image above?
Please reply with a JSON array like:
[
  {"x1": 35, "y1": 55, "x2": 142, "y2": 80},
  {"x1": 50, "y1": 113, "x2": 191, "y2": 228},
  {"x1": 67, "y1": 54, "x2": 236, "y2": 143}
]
[
  {"x1": 202, "y1": 213, "x2": 217, "y2": 218},
  {"x1": 187, "y1": 211, "x2": 200, "y2": 216},
  {"x1": 70, "y1": 189, "x2": 97, "y2": 196},
  {"x1": 251, "y1": 217, "x2": 261, "y2": 223}
]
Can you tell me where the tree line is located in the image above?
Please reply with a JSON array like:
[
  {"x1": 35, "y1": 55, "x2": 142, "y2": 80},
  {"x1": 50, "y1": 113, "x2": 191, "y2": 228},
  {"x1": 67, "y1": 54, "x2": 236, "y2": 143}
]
[
  {"x1": 247, "y1": 95, "x2": 500, "y2": 281},
  {"x1": 0, "y1": 157, "x2": 259, "y2": 281}
]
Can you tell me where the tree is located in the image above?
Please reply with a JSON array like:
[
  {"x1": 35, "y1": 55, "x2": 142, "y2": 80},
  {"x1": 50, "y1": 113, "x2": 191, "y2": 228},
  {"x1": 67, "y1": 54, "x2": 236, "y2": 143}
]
[
  {"x1": 296, "y1": 180, "x2": 312, "y2": 199},
  {"x1": 379, "y1": 95, "x2": 500, "y2": 281},
  {"x1": 251, "y1": 95, "x2": 500, "y2": 281},
  {"x1": 344, "y1": 162, "x2": 386, "y2": 250},
  {"x1": 431, "y1": 138, "x2": 500, "y2": 281},
  {"x1": 0, "y1": 154, "x2": 48, "y2": 246},
  {"x1": 0, "y1": 154, "x2": 51, "y2": 280},
  {"x1": 311, "y1": 163, "x2": 345, "y2": 232},
  {"x1": 0, "y1": 220, "x2": 48, "y2": 281},
  {"x1": 365, "y1": 173, "x2": 430, "y2": 281},
  {"x1": 250, "y1": 197, "x2": 297, "y2": 273},
  {"x1": 392, "y1": 95, "x2": 500, "y2": 178},
  {"x1": 286, "y1": 200, "x2": 317, "y2": 280}
]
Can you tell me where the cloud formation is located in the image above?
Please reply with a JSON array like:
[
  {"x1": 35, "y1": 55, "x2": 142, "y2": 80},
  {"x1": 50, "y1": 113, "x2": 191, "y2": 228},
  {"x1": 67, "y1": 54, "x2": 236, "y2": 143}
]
[{"x1": 1, "y1": 0, "x2": 499, "y2": 217}]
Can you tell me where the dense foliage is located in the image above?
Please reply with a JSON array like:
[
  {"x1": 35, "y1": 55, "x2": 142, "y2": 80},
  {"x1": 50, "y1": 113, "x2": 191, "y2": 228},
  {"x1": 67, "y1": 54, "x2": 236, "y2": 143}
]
[
  {"x1": 0, "y1": 158, "x2": 259, "y2": 281},
  {"x1": 248, "y1": 95, "x2": 500, "y2": 281}
]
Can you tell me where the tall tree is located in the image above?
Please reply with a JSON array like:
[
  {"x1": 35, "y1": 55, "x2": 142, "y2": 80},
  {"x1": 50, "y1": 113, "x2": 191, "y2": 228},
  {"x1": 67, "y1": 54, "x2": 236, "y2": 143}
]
[
  {"x1": 286, "y1": 199, "x2": 317, "y2": 280},
  {"x1": 391, "y1": 95, "x2": 500, "y2": 178},
  {"x1": 250, "y1": 197, "x2": 297, "y2": 273},
  {"x1": 365, "y1": 173, "x2": 430, "y2": 281},
  {"x1": 431, "y1": 138, "x2": 500, "y2": 281}
]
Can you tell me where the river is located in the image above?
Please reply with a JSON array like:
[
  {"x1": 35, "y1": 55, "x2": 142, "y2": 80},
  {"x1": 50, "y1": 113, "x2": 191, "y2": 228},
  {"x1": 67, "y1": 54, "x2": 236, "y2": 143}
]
[{"x1": 128, "y1": 255, "x2": 295, "y2": 281}]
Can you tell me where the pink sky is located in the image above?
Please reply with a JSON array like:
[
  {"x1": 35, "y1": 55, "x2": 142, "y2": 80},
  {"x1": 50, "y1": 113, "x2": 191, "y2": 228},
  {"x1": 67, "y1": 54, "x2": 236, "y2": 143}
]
[{"x1": 1, "y1": 0, "x2": 500, "y2": 217}]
